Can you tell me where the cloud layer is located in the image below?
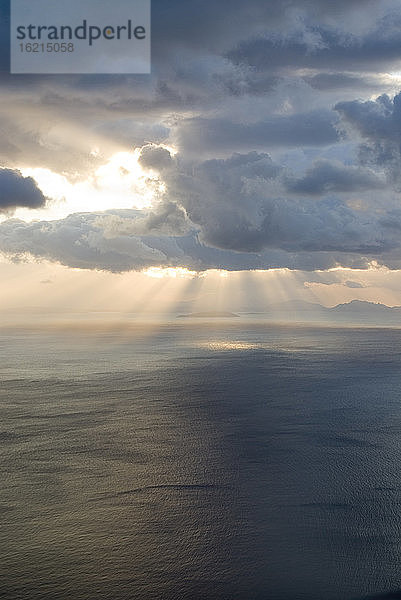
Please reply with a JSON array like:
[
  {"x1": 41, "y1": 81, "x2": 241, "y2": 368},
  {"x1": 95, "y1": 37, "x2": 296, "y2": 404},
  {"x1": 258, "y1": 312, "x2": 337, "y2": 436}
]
[
  {"x1": 1, "y1": 0, "x2": 401, "y2": 272},
  {"x1": 0, "y1": 209, "x2": 380, "y2": 273}
]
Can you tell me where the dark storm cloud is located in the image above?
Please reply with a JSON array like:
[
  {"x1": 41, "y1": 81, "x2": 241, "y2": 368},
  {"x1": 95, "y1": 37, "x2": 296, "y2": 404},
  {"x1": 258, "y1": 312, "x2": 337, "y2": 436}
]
[
  {"x1": 356, "y1": 592, "x2": 401, "y2": 600},
  {"x1": 155, "y1": 151, "x2": 393, "y2": 255},
  {"x1": 151, "y1": 0, "x2": 284, "y2": 54},
  {"x1": 1, "y1": 0, "x2": 401, "y2": 273},
  {"x1": 175, "y1": 111, "x2": 339, "y2": 155},
  {"x1": 0, "y1": 168, "x2": 47, "y2": 212},
  {"x1": 0, "y1": 0, "x2": 396, "y2": 178},
  {"x1": 151, "y1": 0, "x2": 386, "y2": 57},
  {"x1": 286, "y1": 160, "x2": 385, "y2": 195},
  {"x1": 335, "y1": 92, "x2": 401, "y2": 187},
  {"x1": 0, "y1": 0, "x2": 384, "y2": 79},
  {"x1": 139, "y1": 145, "x2": 174, "y2": 171},
  {"x1": 228, "y1": 17, "x2": 401, "y2": 74},
  {"x1": 304, "y1": 73, "x2": 389, "y2": 92},
  {"x1": 335, "y1": 93, "x2": 401, "y2": 142},
  {"x1": 0, "y1": 0, "x2": 9, "y2": 74}
]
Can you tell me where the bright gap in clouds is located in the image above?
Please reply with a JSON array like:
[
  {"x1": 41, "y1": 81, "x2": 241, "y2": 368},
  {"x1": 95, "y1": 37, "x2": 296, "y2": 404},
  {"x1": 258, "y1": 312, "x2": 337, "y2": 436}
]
[
  {"x1": 144, "y1": 267, "x2": 199, "y2": 279},
  {"x1": 10, "y1": 150, "x2": 161, "y2": 222}
]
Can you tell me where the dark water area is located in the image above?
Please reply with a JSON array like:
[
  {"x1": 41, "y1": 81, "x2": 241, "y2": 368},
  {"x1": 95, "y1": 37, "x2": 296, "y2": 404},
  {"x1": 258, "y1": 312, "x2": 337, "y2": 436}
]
[{"x1": 2, "y1": 323, "x2": 401, "y2": 599}]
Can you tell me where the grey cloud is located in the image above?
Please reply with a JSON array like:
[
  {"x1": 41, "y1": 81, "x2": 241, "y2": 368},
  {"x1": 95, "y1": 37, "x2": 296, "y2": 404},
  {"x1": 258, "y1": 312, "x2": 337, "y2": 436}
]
[
  {"x1": 379, "y1": 209, "x2": 401, "y2": 232},
  {"x1": 345, "y1": 280, "x2": 365, "y2": 288},
  {"x1": 0, "y1": 0, "x2": 385, "y2": 80},
  {"x1": 152, "y1": 151, "x2": 398, "y2": 255},
  {"x1": 139, "y1": 145, "x2": 175, "y2": 171},
  {"x1": 0, "y1": 168, "x2": 47, "y2": 213},
  {"x1": 151, "y1": 0, "x2": 286, "y2": 55},
  {"x1": 1, "y1": 148, "x2": 398, "y2": 274},
  {"x1": 0, "y1": 110, "x2": 105, "y2": 177},
  {"x1": 0, "y1": 213, "x2": 170, "y2": 272},
  {"x1": 1, "y1": 0, "x2": 401, "y2": 277},
  {"x1": 335, "y1": 93, "x2": 400, "y2": 141},
  {"x1": 93, "y1": 120, "x2": 170, "y2": 149},
  {"x1": 95, "y1": 202, "x2": 190, "y2": 238},
  {"x1": 151, "y1": 0, "x2": 389, "y2": 60},
  {"x1": 0, "y1": 209, "x2": 382, "y2": 273},
  {"x1": 335, "y1": 92, "x2": 401, "y2": 187},
  {"x1": 228, "y1": 17, "x2": 401, "y2": 74},
  {"x1": 143, "y1": 202, "x2": 190, "y2": 235},
  {"x1": 286, "y1": 160, "x2": 386, "y2": 195},
  {"x1": 0, "y1": 1, "x2": 397, "y2": 180},
  {"x1": 174, "y1": 111, "x2": 339, "y2": 156},
  {"x1": 304, "y1": 73, "x2": 391, "y2": 92}
]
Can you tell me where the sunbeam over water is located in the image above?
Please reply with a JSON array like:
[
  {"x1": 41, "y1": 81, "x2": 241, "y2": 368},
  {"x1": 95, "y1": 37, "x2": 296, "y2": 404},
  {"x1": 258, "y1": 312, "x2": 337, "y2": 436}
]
[{"x1": 2, "y1": 323, "x2": 401, "y2": 600}]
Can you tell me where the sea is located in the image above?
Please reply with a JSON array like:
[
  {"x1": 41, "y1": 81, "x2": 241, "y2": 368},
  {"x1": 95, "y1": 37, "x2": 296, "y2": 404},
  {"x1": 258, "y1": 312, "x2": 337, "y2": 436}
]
[{"x1": 2, "y1": 320, "x2": 401, "y2": 600}]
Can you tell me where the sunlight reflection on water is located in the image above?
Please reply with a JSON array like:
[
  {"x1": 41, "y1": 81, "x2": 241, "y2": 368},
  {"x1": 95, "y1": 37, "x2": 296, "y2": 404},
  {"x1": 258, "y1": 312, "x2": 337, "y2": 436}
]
[{"x1": 2, "y1": 325, "x2": 401, "y2": 599}]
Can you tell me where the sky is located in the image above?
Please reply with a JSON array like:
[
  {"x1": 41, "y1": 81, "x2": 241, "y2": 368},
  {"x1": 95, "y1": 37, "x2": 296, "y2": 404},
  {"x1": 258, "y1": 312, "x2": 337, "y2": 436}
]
[{"x1": 2, "y1": 0, "x2": 401, "y2": 317}]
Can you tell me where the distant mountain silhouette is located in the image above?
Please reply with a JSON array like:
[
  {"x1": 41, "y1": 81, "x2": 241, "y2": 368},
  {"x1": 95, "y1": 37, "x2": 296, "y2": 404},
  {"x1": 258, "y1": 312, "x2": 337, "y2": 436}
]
[
  {"x1": 265, "y1": 299, "x2": 401, "y2": 324},
  {"x1": 331, "y1": 300, "x2": 401, "y2": 314},
  {"x1": 330, "y1": 300, "x2": 401, "y2": 324}
]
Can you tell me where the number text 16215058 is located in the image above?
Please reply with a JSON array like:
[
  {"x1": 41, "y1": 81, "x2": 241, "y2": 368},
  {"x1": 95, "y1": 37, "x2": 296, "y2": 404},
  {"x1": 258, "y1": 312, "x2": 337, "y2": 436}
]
[{"x1": 19, "y1": 43, "x2": 74, "y2": 52}]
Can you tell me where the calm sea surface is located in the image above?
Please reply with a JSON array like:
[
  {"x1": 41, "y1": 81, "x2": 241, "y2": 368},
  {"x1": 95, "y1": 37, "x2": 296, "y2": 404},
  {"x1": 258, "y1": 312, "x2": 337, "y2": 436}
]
[{"x1": 2, "y1": 322, "x2": 401, "y2": 600}]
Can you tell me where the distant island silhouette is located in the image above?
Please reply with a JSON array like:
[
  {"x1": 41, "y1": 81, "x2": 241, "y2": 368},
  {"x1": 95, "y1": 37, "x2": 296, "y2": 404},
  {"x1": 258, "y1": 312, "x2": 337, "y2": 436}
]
[
  {"x1": 257, "y1": 300, "x2": 401, "y2": 325},
  {"x1": 176, "y1": 301, "x2": 401, "y2": 325}
]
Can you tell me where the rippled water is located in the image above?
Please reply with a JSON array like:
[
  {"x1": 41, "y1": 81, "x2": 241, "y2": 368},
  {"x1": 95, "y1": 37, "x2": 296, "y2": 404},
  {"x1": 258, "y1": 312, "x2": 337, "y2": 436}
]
[{"x1": 2, "y1": 323, "x2": 401, "y2": 599}]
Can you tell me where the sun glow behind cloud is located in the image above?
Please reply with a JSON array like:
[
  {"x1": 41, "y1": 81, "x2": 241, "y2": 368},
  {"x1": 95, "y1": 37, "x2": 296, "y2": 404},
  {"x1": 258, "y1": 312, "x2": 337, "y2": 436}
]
[
  {"x1": 144, "y1": 267, "x2": 198, "y2": 279},
  {"x1": 9, "y1": 150, "x2": 161, "y2": 222}
]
